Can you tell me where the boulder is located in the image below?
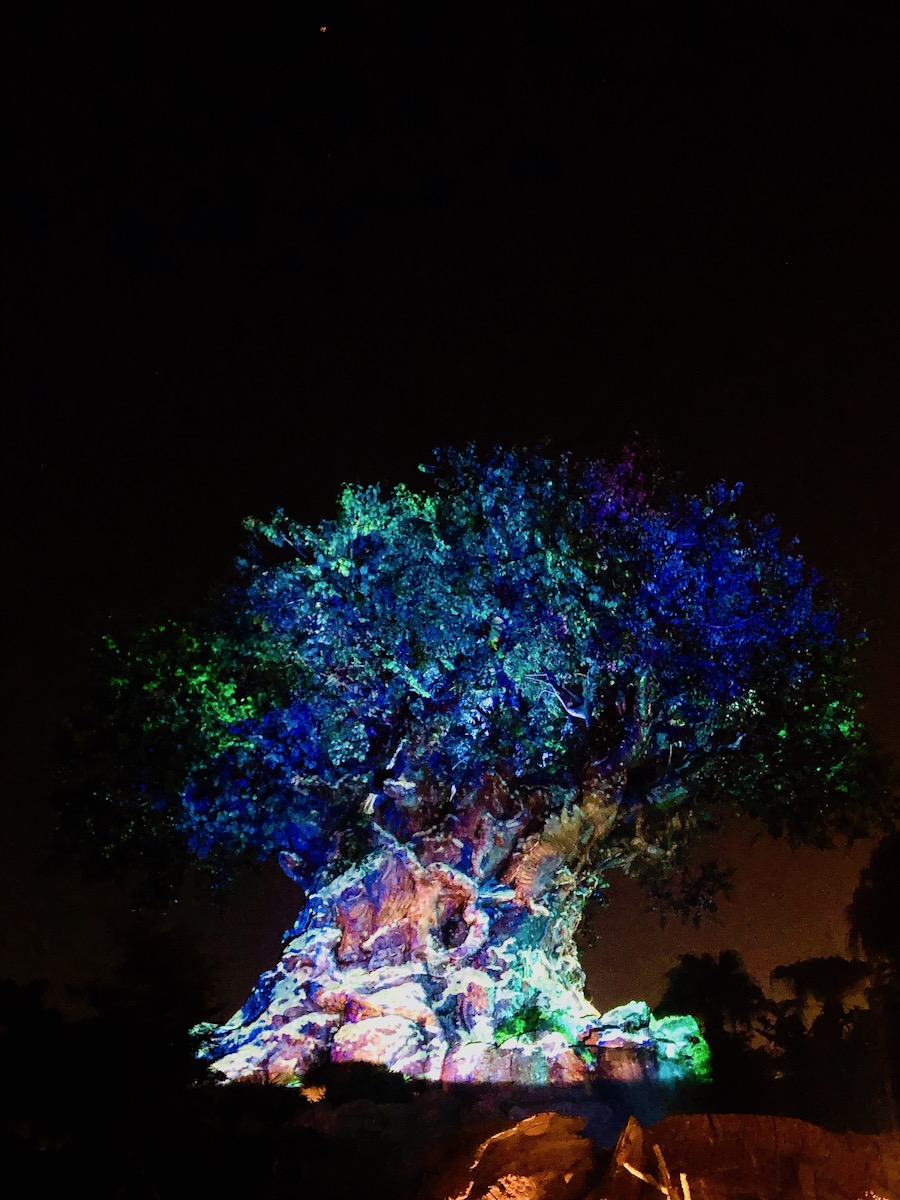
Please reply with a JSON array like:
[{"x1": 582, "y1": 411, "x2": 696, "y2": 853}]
[{"x1": 438, "y1": 1112, "x2": 600, "y2": 1200}]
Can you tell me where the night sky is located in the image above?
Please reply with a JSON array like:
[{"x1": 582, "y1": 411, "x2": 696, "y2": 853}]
[{"x1": 3, "y1": 8, "x2": 898, "y2": 1022}]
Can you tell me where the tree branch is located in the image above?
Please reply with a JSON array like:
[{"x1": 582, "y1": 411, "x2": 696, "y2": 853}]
[{"x1": 527, "y1": 671, "x2": 589, "y2": 724}]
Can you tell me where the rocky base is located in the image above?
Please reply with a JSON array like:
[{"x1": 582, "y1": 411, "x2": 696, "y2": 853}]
[{"x1": 198, "y1": 837, "x2": 708, "y2": 1088}]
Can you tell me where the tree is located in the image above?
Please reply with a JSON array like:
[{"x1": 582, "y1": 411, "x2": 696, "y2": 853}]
[
  {"x1": 656, "y1": 951, "x2": 774, "y2": 1111},
  {"x1": 849, "y1": 832, "x2": 900, "y2": 970},
  {"x1": 770, "y1": 956, "x2": 871, "y2": 1013},
  {"x1": 60, "y1": 446, "x2": 887, "y2": 1085},
  {"x1": 848, "y1": 833, "x2": 900, "y2": 1124},
  {"x1": 763, "y1": 954, "x2": 888, "y2": 1130},
  {"x1": 658, "y1": 951, "x2": 769, "y2": 1043}
]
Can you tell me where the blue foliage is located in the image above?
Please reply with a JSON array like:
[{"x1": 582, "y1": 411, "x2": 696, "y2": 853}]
[{"x1": 134, "y1": 446, "x2": 875, "y2": 887}]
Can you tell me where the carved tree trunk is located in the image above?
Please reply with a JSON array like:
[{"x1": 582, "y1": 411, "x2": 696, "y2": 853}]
[{"x1": 200, "y1": 779, "x2": 708, "y2": 1086}]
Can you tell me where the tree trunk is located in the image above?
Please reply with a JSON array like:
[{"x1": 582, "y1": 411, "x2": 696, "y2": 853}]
[{"x1": 199, "y1": 816, "x2": 708, "y2": 1087}]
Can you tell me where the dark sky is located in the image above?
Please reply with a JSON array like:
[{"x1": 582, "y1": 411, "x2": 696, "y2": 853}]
[{"x1": 2, "y1": 8, "x2": 898, "y2": 1021}]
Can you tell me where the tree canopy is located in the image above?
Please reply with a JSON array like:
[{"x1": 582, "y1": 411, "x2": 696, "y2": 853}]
[{"x1": 58, "y1": 445, "x2": 887, "y2": 901}]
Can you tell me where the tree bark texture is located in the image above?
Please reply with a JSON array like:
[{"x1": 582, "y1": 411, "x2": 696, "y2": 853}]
[{"x1": 201, "y1": 794, "x2": 707, "y2": 1086}]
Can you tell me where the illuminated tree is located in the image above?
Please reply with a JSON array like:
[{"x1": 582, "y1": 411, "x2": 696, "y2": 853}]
[{"x1": 63, "y1": 446, "x2": 885, "y2": 1085}]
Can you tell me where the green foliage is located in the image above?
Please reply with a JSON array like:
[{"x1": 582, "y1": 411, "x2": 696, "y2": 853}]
[
  {"x1": 494, "y1": 1003, "x2": 571, "y2": 1045},
  {"x1": 54, "y1": 613, "x2": 290, "y2": 897},
  {"x1": 653, "y1": 1014, "x2": 713, "y2": 1082}
]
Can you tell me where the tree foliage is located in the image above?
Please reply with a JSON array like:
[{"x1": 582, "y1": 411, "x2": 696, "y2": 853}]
[
  {"x1": 657, "y1": 950, "x2": 769, "y2": 1041},
  {"x1": 849, "y1": 832, "x2": 900, "y2": 968},
  {"x1": 57, "y1": 445, "x2": 887, "y2": 901}
]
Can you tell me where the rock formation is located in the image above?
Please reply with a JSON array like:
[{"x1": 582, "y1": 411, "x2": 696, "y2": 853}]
[
  {"x1": 425, "y1": 1109, "x2": 900, "y2": 1200},
  {"x1": 199, "y1": 827, "x2": 707, "y2": 1088},
  {"x1": 443, "y1": 1112, "x2": 599, "y2": 1200},
  {"x1": 603, "y1": 1112, "x2": 900, "y2": 1200}
]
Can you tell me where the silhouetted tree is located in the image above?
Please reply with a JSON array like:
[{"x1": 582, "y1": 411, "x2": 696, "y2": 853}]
[
  {"x1": 771, "y1": 955, "x2": 870, "y2": 1015},
  {"x1": 767, "y1": 955, "x2": 882, "y2": 1129},
  {"x1": 848, "y1": 833, "x2": 900, "y2": 1126},
  {"x1": 657, "y1": 951, "x2": 774, "y2": 1110},
  {"x1": 850, "y1": 832, "x2": 900, "y2": 970},
  {"x1": 659, "y1": 950, "x2": 768, "y2": 1041}
]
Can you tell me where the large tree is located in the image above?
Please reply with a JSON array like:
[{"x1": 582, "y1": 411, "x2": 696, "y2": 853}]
[{"x1": 61, "y1": 446, "x2": 887, "y2": 1086}]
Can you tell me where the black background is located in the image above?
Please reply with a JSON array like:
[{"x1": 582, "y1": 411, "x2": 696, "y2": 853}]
[{"x1": 2, "y1": 6, "x2": 898, "y2": 1020}]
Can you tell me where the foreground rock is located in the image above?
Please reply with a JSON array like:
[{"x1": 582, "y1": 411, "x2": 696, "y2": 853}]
[
  {"x1": 441, "y1": 1112, "x2": 599, "y2": 1200},
  {"x1": 434, "y1": 1104, "x2": 900, "y2": 1200},
  {"x1": 198, "y1": 831, "x2": 707, "y2": 1088},
  {"x1": 423, "y1": 1107, "x2": 900, "y2": 1200},
  {"x1": 603, "y1": 1112, "x2": 900, "y2": 1199}
]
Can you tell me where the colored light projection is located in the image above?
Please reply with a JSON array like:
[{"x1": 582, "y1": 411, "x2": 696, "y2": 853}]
[{"x1": 96, "y1": 447, "x2": 876, "y2": 1087}]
